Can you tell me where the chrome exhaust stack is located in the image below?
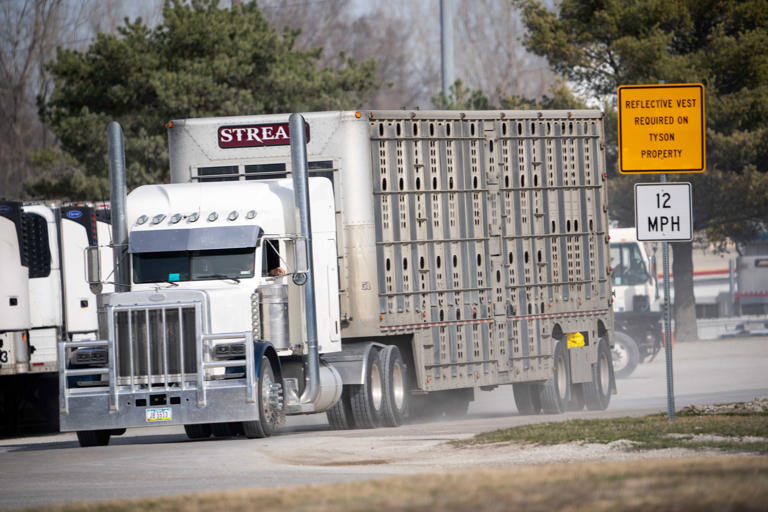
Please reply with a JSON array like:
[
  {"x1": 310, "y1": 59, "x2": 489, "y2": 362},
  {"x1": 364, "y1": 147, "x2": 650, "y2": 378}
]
[
  {"x1": 289, "y1": 113, "x2": 321, "y2": 407},
  {"x1": 107, "y1": 122, "x2": 130, "y2": 293}
]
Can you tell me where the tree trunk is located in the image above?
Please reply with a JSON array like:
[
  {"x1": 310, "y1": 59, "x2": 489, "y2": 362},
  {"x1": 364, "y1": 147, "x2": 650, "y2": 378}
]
[{"x1": 671, "y1": 241, "x2": 698, "y2": 341}]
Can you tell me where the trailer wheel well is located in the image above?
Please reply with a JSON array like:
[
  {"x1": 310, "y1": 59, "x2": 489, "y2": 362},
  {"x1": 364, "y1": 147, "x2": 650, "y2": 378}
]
[
  {"x1": 597, "y1": 320, "x2": 608, "y2": 342},
  {"x1": 342, "y1": 335, "x2": 416, "y2": 392}
]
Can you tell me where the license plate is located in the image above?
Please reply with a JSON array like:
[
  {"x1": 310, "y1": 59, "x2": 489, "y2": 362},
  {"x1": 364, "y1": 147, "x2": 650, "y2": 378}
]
[{"x1": 146, "y1": 407, "x2": 172, "y2": 422}]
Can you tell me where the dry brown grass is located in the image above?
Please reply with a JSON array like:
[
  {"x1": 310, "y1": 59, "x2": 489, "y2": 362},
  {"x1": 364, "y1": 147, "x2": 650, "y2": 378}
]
[{"x1": 31, "y1": 456, "x2": 768, "y2": 512}]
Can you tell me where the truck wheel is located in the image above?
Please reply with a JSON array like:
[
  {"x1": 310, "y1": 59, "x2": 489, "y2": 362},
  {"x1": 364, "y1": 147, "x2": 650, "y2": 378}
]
[
  {"x1": 380, "y1": 345, "x2": 407, "y2": 427},
  {"x1": 349, "y1": 347, "x2": 384, "y2": 428},
  {"x1": 540, "y1": 341, "x2": 571, "y2": 414},
  {"x1": 243, "y1": 356, "x2": 280, "y2": 438},
  {"x1": 513, "y1": 383, "x2": 542, "y2": 415},
  {"x1": 584, "y1": 338, "x2": 613, "y2": 411},
  {"x1": 612, "y1": 331, "x2": 640, "y2": 379},
  {"x1": 184, "y1": 424, "x2": 212, "y2": 439},
  {"x1": 326, "y1": 387, "x2": 354, "y2": 429},
  {"x1": 76, "y1": 430, "x2": 111, "y2": 447}
]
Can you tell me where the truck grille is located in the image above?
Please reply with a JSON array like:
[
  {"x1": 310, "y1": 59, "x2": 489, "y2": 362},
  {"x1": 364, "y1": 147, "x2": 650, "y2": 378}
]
[{"x1": 114, "y1": 305, "x2": 198, "y2": 385}]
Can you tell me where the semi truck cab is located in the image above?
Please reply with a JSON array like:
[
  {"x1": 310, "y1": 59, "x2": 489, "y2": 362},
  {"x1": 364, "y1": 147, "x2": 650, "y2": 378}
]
[
  {"x1": 60, "y1": 178, "x2": 343, "y2": 444},
  {"x1": 609, "y1": 227, "x2": 663, "y2": 377}
]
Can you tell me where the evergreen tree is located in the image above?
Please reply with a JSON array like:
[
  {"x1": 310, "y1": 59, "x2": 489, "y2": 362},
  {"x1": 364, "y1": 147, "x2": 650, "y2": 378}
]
[
  {"x1": 515, "y1": 0, "x2": 768, "y2": 340},
  {"x1": 29, "y1": 0, "x2": 378, "y2": 198}
]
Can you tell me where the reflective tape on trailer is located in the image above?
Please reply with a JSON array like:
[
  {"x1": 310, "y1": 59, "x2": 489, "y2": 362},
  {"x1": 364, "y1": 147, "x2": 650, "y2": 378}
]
[
  {"x1": 380, "y1": 318, "x2": 493, "y2": 332},
  {"x1": 380, "y1": 308, "x2": 611, "y2": 332}
]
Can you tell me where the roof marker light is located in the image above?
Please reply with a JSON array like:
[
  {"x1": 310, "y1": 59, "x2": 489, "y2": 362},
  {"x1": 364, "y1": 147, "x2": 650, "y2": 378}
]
[
  {"x1": 228, "y1": 210, "x2": 238, "y2": 221},
  {"x1": 152, "y1": 214, "x2": 166, "y2": 225},
  {"x1": 207, "y1": 212, "x2": 218, "y2": 222},
  {"x1": 170, "y1": 213, "x2": 182, "y2": 224},
  {"x1": 246, "y1": 210, "x2": 256, "y2": 219},
  {"x1": 187, "y1": 212, "x2": 199, "y2": 223},
  {"x1": 136, "y1": 215, "x2": 148, "y2": 225}
]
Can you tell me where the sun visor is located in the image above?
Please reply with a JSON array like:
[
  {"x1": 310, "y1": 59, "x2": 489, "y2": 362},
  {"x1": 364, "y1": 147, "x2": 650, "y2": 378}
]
[{"x1": 129, "y1": 225, "x2": 263, "y2": 253}]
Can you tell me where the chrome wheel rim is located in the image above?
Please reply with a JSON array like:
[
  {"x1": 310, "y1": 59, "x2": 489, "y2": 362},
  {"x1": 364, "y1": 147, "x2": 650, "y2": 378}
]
[
  {"x1": 370, "y1": 363, "x2": 383, "y2": 411},
  {"x1": 556, "y1": 352, "x2": 567, "y2": 400},
  {"x1": 612, "y1": 343, "x2": 629, "y2": 372},
  {"x1": 599, "y1": 352, "x2": 610, "y2": 393},
  {"x1": 392, "y1": 361, "x2": 405, "y2": 410},
  {"x1": 261, "y1": 365, "x2": 274, "y2": 421}
]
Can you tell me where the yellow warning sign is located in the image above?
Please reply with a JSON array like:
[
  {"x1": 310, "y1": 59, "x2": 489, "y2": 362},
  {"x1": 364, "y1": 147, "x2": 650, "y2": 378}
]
[{"x1": 617, "y1": 84, "x2": 705, "y2": 174}]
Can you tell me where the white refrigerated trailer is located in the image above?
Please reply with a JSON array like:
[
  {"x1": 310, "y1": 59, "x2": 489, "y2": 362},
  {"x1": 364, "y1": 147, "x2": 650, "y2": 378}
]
[
  {"x1": 0, "y1": 201, "x2": 112, "y2": 434},
  {"x1": 60, "y1": 110, "x2": 615, "y2": 446}
]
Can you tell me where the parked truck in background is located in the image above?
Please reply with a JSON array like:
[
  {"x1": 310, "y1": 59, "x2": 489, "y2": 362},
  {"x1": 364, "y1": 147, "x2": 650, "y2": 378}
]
[
  {"x1": 60, "y1": 110, "x2": 615, "y2": 446},
  {"x1": 609, "y1": 227, "x2": 663, "y2": 378},
  {"x1": 736, "y1": 254, "x2": 768, "y2": 316},
  {"x1": 0, "y1": 201, "x2": 112, "y2": 435}
]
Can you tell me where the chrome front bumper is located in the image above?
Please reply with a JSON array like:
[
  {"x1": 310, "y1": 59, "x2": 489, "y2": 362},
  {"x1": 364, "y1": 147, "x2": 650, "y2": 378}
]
[{"x1": 59, "y1": 300, "x2": 259, "y2": 432}]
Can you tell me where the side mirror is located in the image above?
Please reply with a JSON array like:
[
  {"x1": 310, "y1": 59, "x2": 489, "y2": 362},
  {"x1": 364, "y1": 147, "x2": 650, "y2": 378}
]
[
  {"x1": 86, "y1": 246, "x2": 103, "y2": 294},
  {"x1": 293, "y1": 236, "x2": 309, "y2": 274}
]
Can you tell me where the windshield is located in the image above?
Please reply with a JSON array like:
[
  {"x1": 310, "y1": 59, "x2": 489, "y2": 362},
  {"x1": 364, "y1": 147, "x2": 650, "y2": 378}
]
[
  {"x1": 610, "y1": 243, "x2": 649, "y2": 286},
  {"x1": 133, "y1": 248, "x2": 255, "y2": 283}
]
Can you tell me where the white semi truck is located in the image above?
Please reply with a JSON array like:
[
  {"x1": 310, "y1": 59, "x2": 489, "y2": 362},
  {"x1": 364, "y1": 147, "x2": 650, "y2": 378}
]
[
  {"x1": 0, "y1": 201, "x2": 112, "y2": 434},
  {"x1": 60, "y1": 110, "x2": 615, "y2": 446},
  {"x1": 609, "y1": 227, "x2": 663, "y2": 378}
]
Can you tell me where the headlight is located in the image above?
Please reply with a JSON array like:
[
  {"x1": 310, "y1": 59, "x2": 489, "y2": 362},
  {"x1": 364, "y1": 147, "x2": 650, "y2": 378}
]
[
  {"x1": 213, "y1": 342, "x2": 245, "y2": 360},
  {"x1": 70, "y1": 347, "x2": 108, "y2": 367}
]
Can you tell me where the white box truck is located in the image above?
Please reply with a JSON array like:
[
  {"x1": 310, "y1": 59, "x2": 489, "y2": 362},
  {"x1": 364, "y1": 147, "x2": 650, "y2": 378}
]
[
  {"x1": 60, "y1": 110, "x2": 615, "y2": 446},
  {"x1": 609, "y1": 227, "x2": 663, "y2": 378},
  {"x1": 0, "y1": 201, "x2": 112, "y2": 434}
]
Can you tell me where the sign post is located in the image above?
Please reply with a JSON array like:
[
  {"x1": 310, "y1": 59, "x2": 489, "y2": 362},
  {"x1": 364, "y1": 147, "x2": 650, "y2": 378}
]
[
  {"x1": 633, "y1": 181, "x2": 692, "y2": 421},
  {"x1": 618, "y1": 83, "x2": 706, "y2": 421}
]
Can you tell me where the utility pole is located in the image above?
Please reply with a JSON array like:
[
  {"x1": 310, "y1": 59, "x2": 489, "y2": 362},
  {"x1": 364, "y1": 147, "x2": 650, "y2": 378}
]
[{"x1": 440, "y1": 0, "x2": 454, "y2": 97}]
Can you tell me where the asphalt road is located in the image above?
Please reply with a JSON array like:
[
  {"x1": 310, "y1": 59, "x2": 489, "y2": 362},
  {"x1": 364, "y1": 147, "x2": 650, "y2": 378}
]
[{"x1": 1, "y1": 337, "x2": 766, "y2": 510}]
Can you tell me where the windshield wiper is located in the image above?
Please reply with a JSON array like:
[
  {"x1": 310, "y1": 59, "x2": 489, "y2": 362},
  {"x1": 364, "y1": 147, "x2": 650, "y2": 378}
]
[
  {"x1": 203, "y1": 274, "x2": 240, "y2": 283},
  {"x1": 154, "y1": 281, "x2": 178, "y2": 289}
]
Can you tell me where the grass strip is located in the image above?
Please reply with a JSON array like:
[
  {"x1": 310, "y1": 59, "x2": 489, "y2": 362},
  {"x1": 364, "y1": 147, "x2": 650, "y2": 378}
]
[
  {"x1": 458, "y1": 410, "x2": 768, "y2": 453},
  {"x1": 28, "y1": 456, "x2": 768, "y2": 512}
]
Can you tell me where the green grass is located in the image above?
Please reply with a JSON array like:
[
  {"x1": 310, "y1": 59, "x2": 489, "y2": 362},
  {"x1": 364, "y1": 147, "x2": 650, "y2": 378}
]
[{"x1": 457, "y1": 409, "x2": 768, "y2": 453}]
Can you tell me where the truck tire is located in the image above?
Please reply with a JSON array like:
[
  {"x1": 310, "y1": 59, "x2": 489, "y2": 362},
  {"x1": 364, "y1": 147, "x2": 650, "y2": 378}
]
[
  {"x1": 612, "y1": 331, "x2": 640, "y2": 379},
  {"x1": 243, "y1": 356, "x2": 280, "y2": 438},
  {"x1": 583, "y1": 338, "x2": 613, "y2": 411},
  {"x1": 184, "y1": 424, "x2": 212, "y2": 439},
  {"x1": 380, "y1": 345, "x2": 407, "y2": 427},
  {"x1": 349, "y1": 347, "x2": 384, "y2": 428},
  {"x1": 540, "y1": 341, "x2": 571, "y2": 414},
  {"x1": 326, "y1": 387, "x2": 354, "y2": 429},
  {"x1": 76, "y1": 430, "x2": 111, "y2": 447},
  {"x1": 513, "y1": 383, "x2": 542, "y2": 415}
]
